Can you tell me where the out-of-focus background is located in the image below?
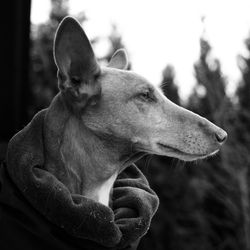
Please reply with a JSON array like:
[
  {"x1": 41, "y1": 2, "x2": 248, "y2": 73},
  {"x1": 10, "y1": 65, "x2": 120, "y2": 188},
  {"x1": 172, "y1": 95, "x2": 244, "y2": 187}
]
[{"x1": 1, "y1": 0, "x2": 250, "y2": 249}]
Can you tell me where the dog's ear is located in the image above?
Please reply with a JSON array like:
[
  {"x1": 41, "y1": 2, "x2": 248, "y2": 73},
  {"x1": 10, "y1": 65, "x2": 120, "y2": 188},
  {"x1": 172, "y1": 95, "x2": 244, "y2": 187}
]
[
  {"x1": 54, "y1": 16, "x2": 101, "y2": 108},
  {"x1": 108, "y1": 49, "x2": 129, "y2": 70}
]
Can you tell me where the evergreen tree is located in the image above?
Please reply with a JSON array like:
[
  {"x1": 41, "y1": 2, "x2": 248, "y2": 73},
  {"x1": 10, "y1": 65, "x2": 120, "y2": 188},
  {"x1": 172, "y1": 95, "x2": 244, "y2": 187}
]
[
  {"x1": 237, "y1": 36, "x2": 250, "y2": 110},
  {"x1": 160, "y1": 65, "x2": 180, "y2": 105},
  {"x1": 224, "y1": 34, "x2": 250, "y2": 250},
  {"x1": 188, "y1": 39, "x2": 227, "y2": 121},
  {"x1": 186, "y1": 37, "x2": 244, "y2": 250},
  {"x1": 29, "y1": 0, "x2": 71, "y2": 117},
  {"x1": 105, "y1": 24, "x2": 125, "y2": 62},
  {"x1": 100, "y1": 24, "x2": 132, "y2": 69}
]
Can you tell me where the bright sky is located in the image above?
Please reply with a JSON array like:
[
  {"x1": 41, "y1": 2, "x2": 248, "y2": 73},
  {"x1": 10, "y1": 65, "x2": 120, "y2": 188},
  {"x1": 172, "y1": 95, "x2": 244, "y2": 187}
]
[{"x1": 31, "y1": 0, "x2": 250, "y2": 100}]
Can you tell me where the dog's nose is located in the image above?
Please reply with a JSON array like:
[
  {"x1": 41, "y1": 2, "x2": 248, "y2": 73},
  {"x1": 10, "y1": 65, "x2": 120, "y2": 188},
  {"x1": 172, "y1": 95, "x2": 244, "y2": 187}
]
[{"x1": 215, "y1": 130, "x2": 228, "y2": 144}]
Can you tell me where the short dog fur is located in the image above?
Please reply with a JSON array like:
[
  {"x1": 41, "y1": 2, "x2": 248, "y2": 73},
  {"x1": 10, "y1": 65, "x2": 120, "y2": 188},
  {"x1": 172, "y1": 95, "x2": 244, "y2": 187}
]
[{"x1": 48, "y1": 16, "x2": 227, "y2": 207}]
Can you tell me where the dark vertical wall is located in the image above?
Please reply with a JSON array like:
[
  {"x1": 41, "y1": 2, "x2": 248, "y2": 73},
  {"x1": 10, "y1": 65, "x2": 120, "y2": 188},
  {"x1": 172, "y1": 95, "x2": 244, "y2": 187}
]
[{"x1": 0, "y1": 0, "x2": 31, "y2": 147}]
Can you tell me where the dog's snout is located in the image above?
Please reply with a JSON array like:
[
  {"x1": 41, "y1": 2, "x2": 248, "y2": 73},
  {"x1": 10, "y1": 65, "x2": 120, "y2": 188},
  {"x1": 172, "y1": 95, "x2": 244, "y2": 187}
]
[{"x1": 215, "y1": 130, "x2": 228, "y2": 144}]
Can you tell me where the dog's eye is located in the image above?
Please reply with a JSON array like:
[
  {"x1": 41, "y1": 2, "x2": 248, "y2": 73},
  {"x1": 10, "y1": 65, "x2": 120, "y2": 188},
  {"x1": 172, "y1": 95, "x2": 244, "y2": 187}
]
[{"x1": 138, "y1": 90, "x2": 155, "y2": 102}]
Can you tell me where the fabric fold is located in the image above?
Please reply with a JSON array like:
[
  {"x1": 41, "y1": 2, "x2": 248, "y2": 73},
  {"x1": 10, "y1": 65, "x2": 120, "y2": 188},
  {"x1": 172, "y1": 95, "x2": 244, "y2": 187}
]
[{"x1": 5, "y1": 109, "x2": 159, "y2": 249}]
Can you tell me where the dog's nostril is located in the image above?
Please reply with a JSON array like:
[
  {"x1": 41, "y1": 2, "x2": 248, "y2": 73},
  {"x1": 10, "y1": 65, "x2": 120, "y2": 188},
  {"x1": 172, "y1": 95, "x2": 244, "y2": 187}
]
[{"x1": 215, "y1": 131, "x2": 227, "y2": 143}]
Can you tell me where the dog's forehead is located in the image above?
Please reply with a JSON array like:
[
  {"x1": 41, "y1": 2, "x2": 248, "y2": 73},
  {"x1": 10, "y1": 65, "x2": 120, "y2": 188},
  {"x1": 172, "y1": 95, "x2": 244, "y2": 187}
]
[{"x1": 99, "y1": 67, "x2": 153, "y2": 93}]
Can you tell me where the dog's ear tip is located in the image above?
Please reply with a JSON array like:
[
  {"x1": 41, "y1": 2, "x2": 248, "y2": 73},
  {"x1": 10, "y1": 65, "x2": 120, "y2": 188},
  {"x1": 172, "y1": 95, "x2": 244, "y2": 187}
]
[
  {"x1": 57, "y1": 16, "x2": 81, "y2": 31},
  {"x1": 62, "y1": 15, "x2": 77, "y2": 22},
  {"x1": 54, "y1": 15, "x2": 85, "y2": 59},
  {"x1": 115, "y1": 48, "x2": 128, "y2": 59},
  {"x1": 108, "y1": 48, "x2": 129, "y2": 70},
  {"x1": 115, "y1": 48, "x2": 127, "y2": 54}
]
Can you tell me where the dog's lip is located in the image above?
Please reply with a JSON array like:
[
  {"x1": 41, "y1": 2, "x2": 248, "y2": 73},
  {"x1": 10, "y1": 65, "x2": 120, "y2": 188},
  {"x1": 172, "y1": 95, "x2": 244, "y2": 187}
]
[{"x1": 157, "y1": 142, "x2": 209, "y2": 157}]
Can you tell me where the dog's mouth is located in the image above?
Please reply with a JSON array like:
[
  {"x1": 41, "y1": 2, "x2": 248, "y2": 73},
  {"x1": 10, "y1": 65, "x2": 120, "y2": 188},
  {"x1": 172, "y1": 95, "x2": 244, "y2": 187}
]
[{"x1": 157, "y1": 142, "x2": 218, "y2": 161}]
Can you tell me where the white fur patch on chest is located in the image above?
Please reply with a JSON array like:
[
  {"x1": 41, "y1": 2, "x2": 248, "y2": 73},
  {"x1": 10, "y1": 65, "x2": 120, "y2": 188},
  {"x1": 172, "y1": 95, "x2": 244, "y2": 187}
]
[{"x1": 97, "y1": 173, "x2": 117, "y2": 207}]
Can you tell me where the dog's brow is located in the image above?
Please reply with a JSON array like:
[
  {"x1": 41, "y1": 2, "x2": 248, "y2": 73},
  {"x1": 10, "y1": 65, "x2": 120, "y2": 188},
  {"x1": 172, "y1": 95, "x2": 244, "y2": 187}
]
[
  {"x1": 144, "y1": 86, "x2": 156, "y2": 96},
  {"x1": 148, "y1": 86, "x2": 155, "y2": 93},
  {"x1": 135, "y1": 82, "x2": 154, "y2": 91}
]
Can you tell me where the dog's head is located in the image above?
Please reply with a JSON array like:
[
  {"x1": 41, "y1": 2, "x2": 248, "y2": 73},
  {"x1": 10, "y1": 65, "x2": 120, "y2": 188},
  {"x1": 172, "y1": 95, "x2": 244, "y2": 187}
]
[{"x1": 53, "y1": 17, "x2": 227, "y2": 162}]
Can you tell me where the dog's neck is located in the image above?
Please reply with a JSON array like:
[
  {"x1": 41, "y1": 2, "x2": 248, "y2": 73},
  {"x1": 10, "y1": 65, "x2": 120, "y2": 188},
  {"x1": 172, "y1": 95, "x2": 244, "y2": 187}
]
[
  {"x1": 59, "y1": 115, "x2": 120, "y2": 206},
  {"x1": 44, "y1": 95, "x2": 142, "y2": 206}
]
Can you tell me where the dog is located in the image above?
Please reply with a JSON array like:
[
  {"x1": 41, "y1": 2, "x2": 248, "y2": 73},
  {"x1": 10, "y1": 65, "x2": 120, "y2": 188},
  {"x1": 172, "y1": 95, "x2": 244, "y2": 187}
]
[
  {"x1": 0, "y1": 16, "x2": 228, "y2": 250},
  {"x1": 48, "y1": 16, "x2": 227, "y2": 207}
]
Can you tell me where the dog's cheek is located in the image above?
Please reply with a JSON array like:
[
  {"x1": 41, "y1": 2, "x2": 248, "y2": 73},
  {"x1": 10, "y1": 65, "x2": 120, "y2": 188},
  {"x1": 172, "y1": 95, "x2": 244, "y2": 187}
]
[{"x1": 134, "y1": 100, "x2": 147, "y2": 113}]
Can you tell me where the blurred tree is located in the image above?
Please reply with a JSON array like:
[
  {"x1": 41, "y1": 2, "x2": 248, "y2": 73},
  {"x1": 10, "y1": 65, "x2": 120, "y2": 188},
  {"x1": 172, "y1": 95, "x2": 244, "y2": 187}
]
[
  {"x1": 105, "y1": 24, "x2": 125, "y2": 62},
  {"x1": 160, "y1": 65, "x2": 180, "y2": 105},
  {"x1": 100, "y1": 24, "x2": 132, "y2": 69},
  {"x1": 237, "y1": 36, "x2": 250, "y2": 110},
  {"x1": 29, "y1": 0, "x2": 71, "y2": 117},
  {"x1": 186, "y1": 37, "x2": 244, "y2": 250},
  {"x1": 188, "y1": 39, "x2": 227, "y2": 121},
  {"x1": 50, "y1": 0, "x2": 69, "y2": 22},
  {"x1": 224, "y1": 34, "x2": 250, "y2": 250}
]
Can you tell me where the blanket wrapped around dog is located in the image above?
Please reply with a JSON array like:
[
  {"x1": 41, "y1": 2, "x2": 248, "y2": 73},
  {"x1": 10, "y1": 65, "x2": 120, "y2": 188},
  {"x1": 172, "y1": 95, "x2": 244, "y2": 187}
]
[{"x1": 0, "y1": 110, "x2": 159, "y2": 250}]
